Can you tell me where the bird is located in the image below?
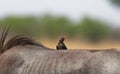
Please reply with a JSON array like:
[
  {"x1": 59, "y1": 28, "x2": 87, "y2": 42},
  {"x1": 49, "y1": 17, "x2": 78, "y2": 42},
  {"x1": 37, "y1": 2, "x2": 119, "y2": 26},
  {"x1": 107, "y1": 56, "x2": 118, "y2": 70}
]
[{"x1": 56, "y1": 36, "x2": 67, "y2": 50}]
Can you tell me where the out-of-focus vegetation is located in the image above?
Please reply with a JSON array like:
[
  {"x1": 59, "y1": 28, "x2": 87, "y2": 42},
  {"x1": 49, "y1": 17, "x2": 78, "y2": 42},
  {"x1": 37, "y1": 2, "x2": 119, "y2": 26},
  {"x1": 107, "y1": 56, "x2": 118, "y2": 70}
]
[
  {"x1": 0, "y1": 14, "x2": 119, "y2": 43},
  {"x1": 76, "y1": 17, "x2": 110, "y2": 42},
  {"x1": 109, "y1": 0, "x2": 120, "y2": 7}
]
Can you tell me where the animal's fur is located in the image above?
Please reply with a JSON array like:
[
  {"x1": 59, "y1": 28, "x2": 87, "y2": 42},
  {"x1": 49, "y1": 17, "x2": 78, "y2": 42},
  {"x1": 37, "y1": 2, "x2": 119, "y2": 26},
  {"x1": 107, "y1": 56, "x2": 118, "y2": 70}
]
[
  {"x1": 4, "y1": 35, "x2": 45, "y2": 49},
  {"x1": 0, "y1": 25, "x2": 120, "y2": 74}
]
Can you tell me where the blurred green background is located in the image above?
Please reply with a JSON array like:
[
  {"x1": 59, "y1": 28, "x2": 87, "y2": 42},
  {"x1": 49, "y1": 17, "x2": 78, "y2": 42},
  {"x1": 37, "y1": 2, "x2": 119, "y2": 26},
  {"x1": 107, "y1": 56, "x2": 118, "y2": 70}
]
[
  {"x1": 0, "y1": 15, "x2": 111, "y2": 42},
  {"x1": 0, "y1": 0, "x2": 120, "y2": 49}
]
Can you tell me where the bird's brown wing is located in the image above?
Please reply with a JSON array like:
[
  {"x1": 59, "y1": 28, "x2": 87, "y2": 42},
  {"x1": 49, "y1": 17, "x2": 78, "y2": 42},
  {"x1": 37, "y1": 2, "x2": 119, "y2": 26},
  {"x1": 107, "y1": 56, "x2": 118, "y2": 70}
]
[{"x1": 62, "y1": 43, "x2": 67, "y2": 49}]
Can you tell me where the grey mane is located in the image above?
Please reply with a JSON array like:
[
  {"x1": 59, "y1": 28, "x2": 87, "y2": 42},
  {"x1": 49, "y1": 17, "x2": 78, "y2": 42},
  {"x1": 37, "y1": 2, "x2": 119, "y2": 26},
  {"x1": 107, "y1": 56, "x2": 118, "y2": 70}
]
[
  {"x1": 4, "y1": 35, "x2": 45, "y2": 49},
  {"x1": 0, "y1": 25, "x2": 46, "y2": 53}
]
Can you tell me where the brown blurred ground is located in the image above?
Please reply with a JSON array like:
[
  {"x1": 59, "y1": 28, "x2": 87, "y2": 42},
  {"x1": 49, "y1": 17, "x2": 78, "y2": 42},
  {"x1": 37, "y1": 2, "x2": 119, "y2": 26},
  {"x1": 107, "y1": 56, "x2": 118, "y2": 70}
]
[{"x1": 38, "y1": 38, "x2": 120, "y2": 50}]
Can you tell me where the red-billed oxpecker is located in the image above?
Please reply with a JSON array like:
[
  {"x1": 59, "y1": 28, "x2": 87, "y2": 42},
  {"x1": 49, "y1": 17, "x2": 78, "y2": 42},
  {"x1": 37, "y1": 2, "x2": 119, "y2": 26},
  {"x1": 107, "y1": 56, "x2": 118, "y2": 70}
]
[{"x1": 56, "y1": 36, "x2": 68, "y2": 50}]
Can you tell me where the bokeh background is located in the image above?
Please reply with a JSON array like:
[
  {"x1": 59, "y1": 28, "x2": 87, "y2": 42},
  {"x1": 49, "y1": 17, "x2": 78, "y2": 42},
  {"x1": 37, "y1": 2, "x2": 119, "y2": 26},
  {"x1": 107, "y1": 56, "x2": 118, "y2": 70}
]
[{"x1": 0, "y1": 0, "x2": 120, "y2": 49}]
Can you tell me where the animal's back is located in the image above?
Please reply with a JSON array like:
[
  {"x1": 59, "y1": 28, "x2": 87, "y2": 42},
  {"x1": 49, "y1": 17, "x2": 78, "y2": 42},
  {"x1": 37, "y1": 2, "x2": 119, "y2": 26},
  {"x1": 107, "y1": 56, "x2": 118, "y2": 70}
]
[
  {"x1": 0, "y1": 34, "x2": 120, "y2": 74},
  {"x1": 0, "y1": 46, "x2": 92, "y2": 74},
  {"x1": 85, "y1": 49, "x2": 120, "y2": 74}
]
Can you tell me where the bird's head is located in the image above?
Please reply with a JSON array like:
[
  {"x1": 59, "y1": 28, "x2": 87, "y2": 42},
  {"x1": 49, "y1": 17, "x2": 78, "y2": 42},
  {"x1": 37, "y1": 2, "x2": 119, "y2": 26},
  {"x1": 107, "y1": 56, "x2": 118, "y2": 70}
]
[{"x1": 59, "y1": 36, "x2": 66, "y2": 42}]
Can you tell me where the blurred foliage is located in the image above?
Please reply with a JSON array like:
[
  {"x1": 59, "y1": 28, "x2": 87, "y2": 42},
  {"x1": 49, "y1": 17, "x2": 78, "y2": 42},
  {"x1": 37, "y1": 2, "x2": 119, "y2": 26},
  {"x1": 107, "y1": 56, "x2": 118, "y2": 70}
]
[
  {"x1": 76, "y1": 17, "x2": 110, "y2": 42},
  {"x1": 0, "y1": 14, "x2": 111, "y2": 42},
  {"x1": 109, "y1": 0, "x2": 120, "y2": 7}
]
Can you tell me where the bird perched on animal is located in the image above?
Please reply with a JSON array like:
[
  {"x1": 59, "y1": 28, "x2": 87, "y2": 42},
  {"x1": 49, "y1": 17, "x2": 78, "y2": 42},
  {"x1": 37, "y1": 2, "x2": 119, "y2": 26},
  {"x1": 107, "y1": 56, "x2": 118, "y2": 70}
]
[{"x1": 56, "y1": 36, "x2": 67, "y2": 50}]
